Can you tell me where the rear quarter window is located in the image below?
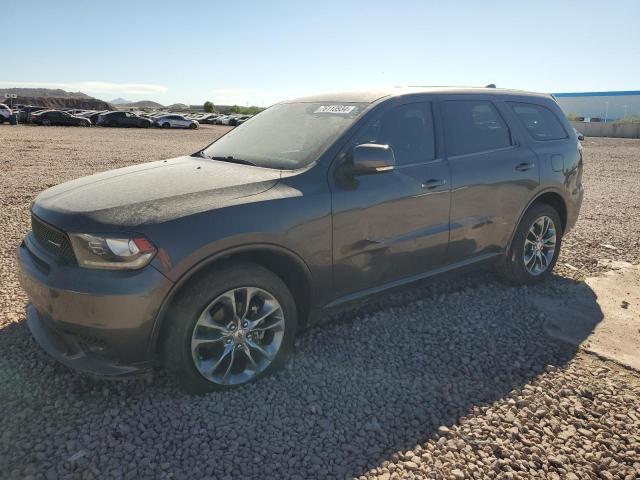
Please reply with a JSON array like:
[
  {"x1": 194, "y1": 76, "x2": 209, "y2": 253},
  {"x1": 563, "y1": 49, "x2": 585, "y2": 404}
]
[{"x1": 508, "y1": 102, "x2": 567, "y2": 141}]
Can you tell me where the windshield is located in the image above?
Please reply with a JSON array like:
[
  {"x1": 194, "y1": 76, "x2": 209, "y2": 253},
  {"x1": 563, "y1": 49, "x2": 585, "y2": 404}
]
[{"x1": 201, "y1": 102, "x2": 366, "y2": 169}]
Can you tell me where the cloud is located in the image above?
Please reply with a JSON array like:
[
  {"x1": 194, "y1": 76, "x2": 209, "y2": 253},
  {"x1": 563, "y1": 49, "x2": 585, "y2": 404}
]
[{"x1": 0, "y1": 81, "x2": 168, "y2": 95}]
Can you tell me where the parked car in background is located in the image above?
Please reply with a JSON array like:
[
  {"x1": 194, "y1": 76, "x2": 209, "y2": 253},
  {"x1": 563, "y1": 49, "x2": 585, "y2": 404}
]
[
  {"x1": 32, "y1": 110, "x2": 91, "y2": 127},
  {"x1": 154, "y1": 114, "x2": 199, "y2": 129},
  {"x1": 0, "y1": 103, "x2": 12, "y2": 123},
  {"x1": 16, "y1": 106, "x2": 46, "y2": 124},
  {"x1": 17, "y1": 87, "x2": 583, "y2": 393},
  {"x1": 98, "y1": 111, "x2": 153, "y2": 128},
  {"x1": 63, "y1": 109, "x2": 87, "y2": 115},
  {"x1": 87, "y1": 110, "x2": 109, "y2": 125},
  {"x1": 216, "y1": 115, "x2": 232, "y2": 125},
  {"x1": 229, "y1": 115, "x2": 251, "y2": 126},
  {"x1": 199, "y1": 114, "x2": 220, "y2": 124}
]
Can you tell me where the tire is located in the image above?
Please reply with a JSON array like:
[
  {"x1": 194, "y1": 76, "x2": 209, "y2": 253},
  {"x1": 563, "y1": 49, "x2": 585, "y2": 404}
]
[
  {"x1": 0, "y1": 117, "x2": 4, "y2": 124},
  {"x1": 497, "y1": 203, "x2": 563, "y2": 285},
  {"x1": 161, "y1": 261, "x2": 298, "y2": 394},
  {"x1": 42, "y1": 119, "x2": 51, "y2": 126},
  {"x1": 162, "y1": 122, "x2": 170, "y2": 128},
  {"x1": 189, "y1": 123, "x2": 197, "y2": 129}
]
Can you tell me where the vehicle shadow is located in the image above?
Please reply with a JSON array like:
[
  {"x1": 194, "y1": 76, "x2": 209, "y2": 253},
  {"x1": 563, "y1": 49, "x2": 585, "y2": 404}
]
[{"x1": 0, "y1": 271, "x2": 603, "y2": 479}]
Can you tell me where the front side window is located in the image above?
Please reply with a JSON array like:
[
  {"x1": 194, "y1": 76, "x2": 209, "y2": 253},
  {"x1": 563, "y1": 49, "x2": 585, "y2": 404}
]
[
  {"x1": 350, "y1": 102, "x2": 435, "y2": 165},
  {"x1": 442, "y1": 100, "x2": 512, "y2": 156},
  {"x1": 508, "y1": 102, "x2": 567, "y2": 141},
  {"x1": 202, "y1": 102, "x2": 366, "y2": 169}
]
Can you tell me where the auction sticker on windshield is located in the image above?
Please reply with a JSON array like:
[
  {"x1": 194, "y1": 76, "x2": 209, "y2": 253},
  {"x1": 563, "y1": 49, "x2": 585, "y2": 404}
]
[{"x1": 314, "y1": 105, "x2": 356, "y2": 114}]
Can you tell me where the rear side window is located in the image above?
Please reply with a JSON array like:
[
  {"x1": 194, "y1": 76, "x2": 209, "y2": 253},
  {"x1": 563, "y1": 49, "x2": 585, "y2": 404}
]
[
  {"x1": 442, "y1": 100, "x2": 512, "y2": 156},
  {"x1": 352, "y1": 102, "x2": 436, "y2": 165},
  {"x1": 508, "y1": 102, "x2": 567, "y2": 141}
]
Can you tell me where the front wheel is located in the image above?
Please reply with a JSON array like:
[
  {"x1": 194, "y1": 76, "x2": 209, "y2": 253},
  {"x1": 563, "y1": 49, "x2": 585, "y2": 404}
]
[
  {"x1": 162, "y1": 261, "x2": 297, "y2": 394},
  {"x1": 497, "y1": 203, "x2": 563, "y2": 284}
]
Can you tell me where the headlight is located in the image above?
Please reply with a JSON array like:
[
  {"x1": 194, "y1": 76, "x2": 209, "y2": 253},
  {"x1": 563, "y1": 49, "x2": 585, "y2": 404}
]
[{"x1": 68, "y1": 233, "x2": 156, "y2": 270}]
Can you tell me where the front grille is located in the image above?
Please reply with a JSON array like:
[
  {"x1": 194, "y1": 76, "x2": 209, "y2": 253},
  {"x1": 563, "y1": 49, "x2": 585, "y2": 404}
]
[{"x1": 31, "y1": 214, "x2": 77, "y2": 264}]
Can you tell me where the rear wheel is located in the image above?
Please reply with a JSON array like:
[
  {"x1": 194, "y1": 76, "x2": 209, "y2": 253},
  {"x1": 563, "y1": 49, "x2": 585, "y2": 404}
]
[
  {"x1": 189, "y1": 123, "x2": 197, "y2": 129},
  {"x1": 497, "y1": 203, "x2": 562, "y2": 284},
  {"x1": 42, "y1": 119, "x2": 51, "y2": 126},
  {"x1": 162, "y1": 261, "x2": 297, "y2": 394},
  {"x1": 162, "y1": 122, "x2": 170, "y2": 128}
]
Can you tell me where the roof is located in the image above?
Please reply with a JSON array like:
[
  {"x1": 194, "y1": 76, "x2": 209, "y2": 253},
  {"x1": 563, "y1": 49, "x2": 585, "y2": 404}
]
[
  {"x1": 285, "y1": 86, "x2": 551, "y2": 104},
  {"x1": 553, "y1": 90, "x2": 640, "y2": 98}
]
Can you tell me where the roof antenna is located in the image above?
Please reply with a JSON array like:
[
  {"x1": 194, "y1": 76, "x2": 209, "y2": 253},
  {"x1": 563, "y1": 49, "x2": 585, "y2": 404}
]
[{"x1": 485, "y1": 83, "x2": 496, "y2": 88}]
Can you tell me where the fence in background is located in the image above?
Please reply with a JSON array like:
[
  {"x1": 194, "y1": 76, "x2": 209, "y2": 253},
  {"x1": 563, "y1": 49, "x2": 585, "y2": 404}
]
[{"x1": 571, "y1": 121, "x2": 640, "y2": 139}]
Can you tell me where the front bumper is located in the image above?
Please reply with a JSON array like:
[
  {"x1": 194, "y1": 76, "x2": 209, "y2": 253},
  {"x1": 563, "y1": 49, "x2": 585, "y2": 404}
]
[
  {"x1": 18, "y1": 234, "x2": 173, "y2": 377},
  {"x1": 26, "y1": 305, "x2": 144, "y2": 376}
]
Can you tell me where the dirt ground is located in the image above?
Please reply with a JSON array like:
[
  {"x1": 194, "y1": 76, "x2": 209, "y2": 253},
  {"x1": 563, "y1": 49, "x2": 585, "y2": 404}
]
[{"x1": 0, "y1": 126, "x2": 639, "y2": 479}]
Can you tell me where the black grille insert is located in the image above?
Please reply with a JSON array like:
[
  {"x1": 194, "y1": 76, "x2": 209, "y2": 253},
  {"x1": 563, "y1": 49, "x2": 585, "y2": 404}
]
[{"x1": 31, "y1": 215, "x2": 77, "y2": 264}]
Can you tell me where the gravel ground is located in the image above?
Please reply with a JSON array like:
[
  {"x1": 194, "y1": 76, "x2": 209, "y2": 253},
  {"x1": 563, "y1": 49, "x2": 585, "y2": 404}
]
[
  {"x1": 555, "y1": 137, "x2": 640, "y2": 278},
  {"x1": 1, "y1": 126, "x2": 639, "y2": 479}
]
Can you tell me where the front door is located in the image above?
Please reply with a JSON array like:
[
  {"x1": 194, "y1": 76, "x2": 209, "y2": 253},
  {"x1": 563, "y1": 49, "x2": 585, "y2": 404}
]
[
  {"x1": 439, "y1": 99, "x2": 539, "y2": 262},
  {"x1": 330, "y1": 101, "x2": 451, "y2": 298}
]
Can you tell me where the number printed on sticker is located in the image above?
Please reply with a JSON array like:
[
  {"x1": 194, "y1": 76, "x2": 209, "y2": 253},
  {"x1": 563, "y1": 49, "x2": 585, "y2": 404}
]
[{"x1": 314, "y1": 105, "x2": 355, "y2": 114}]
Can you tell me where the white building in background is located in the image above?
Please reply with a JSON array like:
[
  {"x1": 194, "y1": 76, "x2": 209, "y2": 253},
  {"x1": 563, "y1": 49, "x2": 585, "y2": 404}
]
[{"x1": 553, "y1": 91, "x2": 640, "y2": 122}]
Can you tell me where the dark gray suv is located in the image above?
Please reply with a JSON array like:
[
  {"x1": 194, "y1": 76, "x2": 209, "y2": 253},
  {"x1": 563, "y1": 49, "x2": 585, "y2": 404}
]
[{"x1": 18, "y1": 87, "x2": 583, "y2": 393}]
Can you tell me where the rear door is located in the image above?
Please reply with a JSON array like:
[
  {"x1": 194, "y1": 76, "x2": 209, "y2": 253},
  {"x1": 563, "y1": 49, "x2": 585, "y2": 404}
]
[
  {"x1": 123, "y1": 112, "x2": 136, "y2": 127},
  {"x1": 330, "y1": 99, "x2": 451, "y2": 297},
  {"x1": 54, "y1": 112, "x2": 67, "y2": 125},
  {"x1": 61, "y1": 112, "x2": 74, "y2": 126},
  {"x1": 440, "y1": 98, "x2": 539, "y2": 263}
]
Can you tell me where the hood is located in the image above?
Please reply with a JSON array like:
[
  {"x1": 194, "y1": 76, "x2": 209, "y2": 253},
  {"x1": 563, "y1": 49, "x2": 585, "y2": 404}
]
[{"x1": 33, "y1": 156, "x2": 281, "y2": 231}]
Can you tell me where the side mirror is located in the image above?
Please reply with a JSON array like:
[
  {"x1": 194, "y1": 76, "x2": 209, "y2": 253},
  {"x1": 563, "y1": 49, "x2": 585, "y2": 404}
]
[
  {"x1": 577, "y1": 132, "x2": 585, "y2": 141},
  {"x1": 352, "y1": 143, "x2": 396, "y2": 174}
]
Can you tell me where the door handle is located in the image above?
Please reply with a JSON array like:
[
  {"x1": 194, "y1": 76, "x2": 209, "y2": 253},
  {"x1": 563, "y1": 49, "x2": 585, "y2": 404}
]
[
  {"x1": 515, "y1": 162, "x2": 534, "y2": 172},
  {"x1": 421, "y1": 178, "x2": 446, "y2": 189}
]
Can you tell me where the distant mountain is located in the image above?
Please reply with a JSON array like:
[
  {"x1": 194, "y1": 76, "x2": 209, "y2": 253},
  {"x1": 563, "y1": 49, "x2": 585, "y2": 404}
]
[
  {"x1": 114, "y1": 100, "x2": 164, "y2": 109},
  {"x1": 0, "y1": 88, "x2": 91, "y2": 99},
  {"x1": 166, "y1": 103, "x2": 190, "y2": 110},
  {"x1": 0, "y1": 87, "x2": 112, "y2": 110},
  {"x1": 110, "y1": 97, "x2": 132, "y2": 105}
]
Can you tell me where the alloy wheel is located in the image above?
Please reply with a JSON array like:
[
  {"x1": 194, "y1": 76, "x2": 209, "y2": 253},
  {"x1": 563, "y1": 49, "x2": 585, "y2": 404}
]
[
  {"x1": 190, "y1": 286, "x2": 285, "y2": 386},
  {"x1": 523, "y1": 215, "x2": 557, "y2": 275}
]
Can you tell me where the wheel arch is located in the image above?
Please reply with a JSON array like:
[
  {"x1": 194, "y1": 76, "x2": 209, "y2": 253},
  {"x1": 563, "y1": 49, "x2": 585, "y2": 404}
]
[
  {"x1": 507, "y1": 189, "x2": 568, "y2": 252},
  {"x1": 149, "y1": 244, "x2": 314, "y2": 357}
]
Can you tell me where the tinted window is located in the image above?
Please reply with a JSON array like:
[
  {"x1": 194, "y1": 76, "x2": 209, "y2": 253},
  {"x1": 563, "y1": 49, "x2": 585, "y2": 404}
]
[
  {"x1": 509, "y1": 102, "x2": 567, "y2": 141},
  {"x1": 352, "y1": 102, "x2": 435, "y2": 165},
  {"x1": 442, "y1": 100, "x2": 511, "y2": 156}
]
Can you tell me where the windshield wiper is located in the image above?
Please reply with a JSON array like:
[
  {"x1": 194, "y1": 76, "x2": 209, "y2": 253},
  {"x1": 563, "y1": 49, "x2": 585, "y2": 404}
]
[{"x1": 196, "y1": 151, "x2": 256, "y2": 166}]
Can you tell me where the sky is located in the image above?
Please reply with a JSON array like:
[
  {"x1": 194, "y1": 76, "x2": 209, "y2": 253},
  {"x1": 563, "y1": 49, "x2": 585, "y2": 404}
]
[{"x1": 2, "y1": 1, "x2": 639, "y2": 107}]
